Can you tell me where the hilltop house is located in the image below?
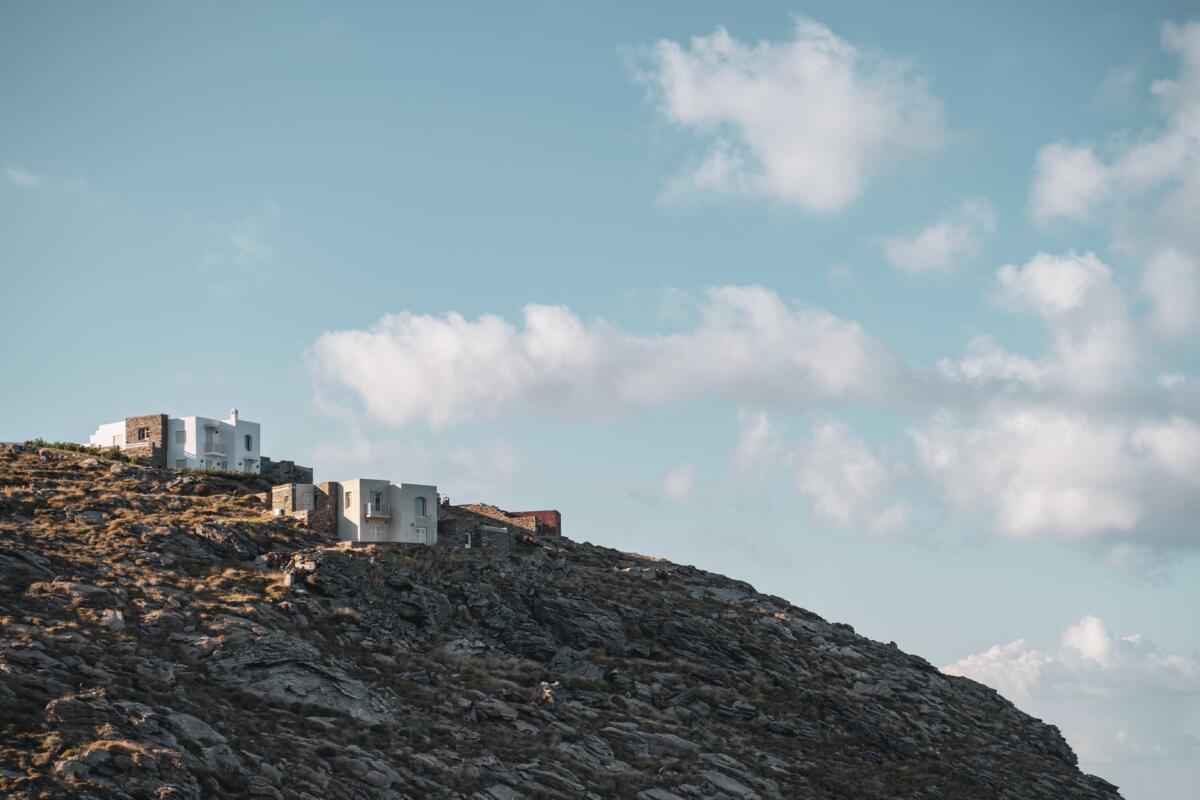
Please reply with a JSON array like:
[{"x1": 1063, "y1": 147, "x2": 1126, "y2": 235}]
[
  {"x1": 339, "y1": 479, "x2": 439, "y2": 544},
  {"x1": 87, "y1": 408, "x2": 311, "y2": 480},
  {"x1": 90, "y1": 409, "x2": 259, "y2": 472},
  {"x1": 270, "y1": 478, "x2": 439, "y2": 545}
]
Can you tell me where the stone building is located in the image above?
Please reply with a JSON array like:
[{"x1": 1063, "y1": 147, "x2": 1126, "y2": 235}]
[
  {"x1": 270, "y1": 482, "x2": 340, "y2": 533},
  {"x1": 456, "y1": 503, "x2": 562, "y2": 536}
]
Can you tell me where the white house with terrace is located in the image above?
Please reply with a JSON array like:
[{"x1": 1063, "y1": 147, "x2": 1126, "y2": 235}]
[
  {"x1": 337, "y1": 478, "x2": 438, "y2": 544},
  {"x1": 88, "y1": 408, "x2": 262, "y2": 473}
]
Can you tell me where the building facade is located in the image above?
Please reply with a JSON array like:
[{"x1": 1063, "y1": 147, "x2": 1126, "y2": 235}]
[
  {"x1": 336, "y1": 479, "x2": 438, "y2": 544},
  {"x1": 88, "y1": 408, "x2": 262, "y2": 472}
]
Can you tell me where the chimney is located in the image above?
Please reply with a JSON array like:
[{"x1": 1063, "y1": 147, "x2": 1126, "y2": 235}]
[{"x1": 229, "y1": 408, "x2": 239, "y2": 425}]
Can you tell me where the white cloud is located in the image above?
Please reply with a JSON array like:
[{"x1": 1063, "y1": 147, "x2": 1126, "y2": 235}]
[
  {"x1": 660, "y1": 461, "x2": 696, "y2": 501},
  {"x1": 883, "y1": 197, "x2": 996, "y2": 274},
  {"x1": 731, "y1": 410, "x2": 782, "y2": 479},
  {"x1": 1029, "y1": 143, "x2": 1109, "y2": 225},
  {"x1": 937, "y1": 336, "x2": 1048, "y2": 390},
  {"x1": 912, "y1": 403, "x2": 1200, "y2": 546},
  {"x1": 992, "y1": 251, "x2": 1135, "y2": 395},
  {"x1": 1029, "y1": 21, "x2": 1200, "y2": 246},
  {"x1": 635, "y1": 18, "x2": 945, "y2": 213},
  {"x1": 1141, "y1": 248, "x2": 1200, "y2": 338},
  {"x1": 308, "y1": 285, "x2": 907, "y2": 428},
  {"x1": 791, "y1": 419, "x2": 910, "y2": 535},
  {"x1": 944, "y1": 616, "x2": 1200, "y2": 763},
  {"x1": 5, "y1": 163, "x2": 42, "y2": 188}
]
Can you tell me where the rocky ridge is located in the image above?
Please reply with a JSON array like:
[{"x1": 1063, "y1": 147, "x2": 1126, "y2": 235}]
[{"x1": 0, "y1": 444, "x2": 1122, "y2": 799}]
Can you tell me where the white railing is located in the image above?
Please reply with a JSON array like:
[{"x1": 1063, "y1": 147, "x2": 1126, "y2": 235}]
[
  {"x1": 364, "y1": 503, "x2": 391, "y2": 518},
  {"x1": 203, "y1": 442, "x2": 226, "y2": 455}
]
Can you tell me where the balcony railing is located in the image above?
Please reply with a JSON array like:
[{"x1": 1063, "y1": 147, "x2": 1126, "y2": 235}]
[
  {"x1": 203, "y1": 442, "x2": 226, "y2": 455},
  {"x1": 364, "y1": 503, "x2": 391, "y2": 518}
]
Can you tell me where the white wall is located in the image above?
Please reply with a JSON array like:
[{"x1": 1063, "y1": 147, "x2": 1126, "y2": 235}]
[
  {"x1": 88, "y1": 421, "x2": 125, "y2": 448},
  {"x1": 335, "y1": 479, "x2": 438, "y2": 544}
]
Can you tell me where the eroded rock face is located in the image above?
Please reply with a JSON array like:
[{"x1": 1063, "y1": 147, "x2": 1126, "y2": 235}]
[{"x1": 0, "y1": 446, "x2": 1123, "y2": 799}]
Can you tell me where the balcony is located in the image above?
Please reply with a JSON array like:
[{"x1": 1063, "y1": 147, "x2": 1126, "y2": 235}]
[
  {"x1": 203, "y1": 442, "x2": 226, "y2": 455},
  {"x1": 364, "y1": 503, "x2": 391, "y2": 518}
]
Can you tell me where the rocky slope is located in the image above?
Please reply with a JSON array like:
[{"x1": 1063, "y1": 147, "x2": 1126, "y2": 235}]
[{"x1": 0, "y1": 444, "x2": 1122, "y2": 799}]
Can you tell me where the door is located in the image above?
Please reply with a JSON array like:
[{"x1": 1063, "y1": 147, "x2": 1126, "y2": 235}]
[{"x1": 414, "y1": 527, "x2": 426, "y2": 544}]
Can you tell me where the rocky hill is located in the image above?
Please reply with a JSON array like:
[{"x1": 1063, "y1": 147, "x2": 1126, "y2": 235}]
[{"x1": 0, "y1": 444, "x2": 1122, "y2": 799}]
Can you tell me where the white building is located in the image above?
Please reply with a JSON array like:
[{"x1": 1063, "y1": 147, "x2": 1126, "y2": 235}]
[
  {"x1": 336, "y1": 479, "x2": 438, "y2": 544},
  {"x1": 88, "y1": 408, "x2": 262, "y2": 473}
]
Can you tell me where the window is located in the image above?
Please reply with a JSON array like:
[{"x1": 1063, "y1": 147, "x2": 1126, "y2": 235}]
[
  {"x1": 137, "y1": 427, "x2": 149, "y2": 441},
  {"x1": 175, "y1": 430, "x2": 186, "y2": 444},
  {"x1": 345, "y1": 491, "x2": 352, "y2": 506},
  {"x1": 370, "y1": 490, "x2": 384, "y2": 510},
  {"x1": 415, "y1": 496, "x2": 427, "y2": 517},
  {"x1": 244, "y1": 434, "x2": 253, "y2": 450}
]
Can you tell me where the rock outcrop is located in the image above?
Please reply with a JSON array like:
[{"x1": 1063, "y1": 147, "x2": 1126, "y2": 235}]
[{"x1": 0, "y1": 444, "x2": 1122, "y2": 799}]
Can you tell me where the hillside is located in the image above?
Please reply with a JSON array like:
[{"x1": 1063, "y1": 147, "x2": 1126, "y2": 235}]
[{"x1": 0, "y1": 444, "x2": 1121, "y2": 799}]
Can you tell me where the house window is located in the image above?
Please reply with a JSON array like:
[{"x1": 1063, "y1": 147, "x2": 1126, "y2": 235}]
[
  {"x1": 137, "y1": 427, "x2": 149, "y2": 441},
  {"x1": 370, "y1": 490, "x2": 384, "y2": 510},
  {"x1": 244, "y1": 434, "x2": 253, "y2": 450},
  {"x1": 345, "y1": 491, "x2": 352, "y2": 507},
  {"x1": 175, "y1": 430, "x2": 186, "y2": 444},
  {"x1": 415, "y1": 496, "x2": 427, "y2": 517}
]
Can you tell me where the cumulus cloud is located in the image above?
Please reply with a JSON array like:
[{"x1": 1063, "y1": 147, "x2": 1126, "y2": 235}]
[
  {"x1": 937, "y1": 336, "x2": 1048, "y2": 390},
  {"x1": 1029, "y1": 143, "x2": 1109, "y2": 225},
  {"x1": 5, "y1": 163, "x2": 42, "y2": 188},
  {"x1": 937, "y1": 252, "x2": 1135, "y2": 398},
  {"x1": 634, "y1": 18, "x2": 945, "y2": 213},
  {"x1": 883, "y1": 197, "x2": 996, "y2": 274},
  {"x1": 791, "y1": 419, "x2": 911, "y2": 535},
  {"x1": 944, "y1": 616, "x2": 1200, "y2": 763},
  {"x1": 1028, "y1": 21, "x2": 1200, "y2": 246},
  {"x1": 912, "y1": 404, "x2": 1200, "y2": 546},
  {"x1": 992, "y1": 251, "x2": 1135, "y2": 395},
  {"x1": 308, "y1": 285, "x2": 908, "y2": 428}
]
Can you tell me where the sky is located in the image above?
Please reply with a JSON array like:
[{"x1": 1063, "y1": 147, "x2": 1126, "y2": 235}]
[{"x1": 2, "y1": 2, "x2": 1199, "y2": 796}]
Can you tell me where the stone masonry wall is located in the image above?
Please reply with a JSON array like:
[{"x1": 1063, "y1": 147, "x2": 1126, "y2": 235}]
[
  {"x1": 457, "y1": 503, "x2": 538, "y2": 533},
  {"x1": 268, "y1": 481, "x2": 339, "y2": 538},
  {"x1": 311, "y1": 481, "x2": 340, "y2": 537},
  {"x1": 123, "y1": 414, "x2": 167, "y2": 468}
]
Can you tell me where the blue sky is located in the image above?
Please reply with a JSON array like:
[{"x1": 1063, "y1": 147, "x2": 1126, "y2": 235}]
[{"x1": 3, "y1": 3, "x2": 1199, "y2": 796}]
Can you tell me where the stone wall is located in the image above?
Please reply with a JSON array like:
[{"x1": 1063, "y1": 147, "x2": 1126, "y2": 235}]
[
  {"x1": 437, "y1": 506, "x2": 518, "y2": 556},
  {"x1": 456, "y1": 503, "x2": 561, "y2": 535},
  {"x1": 123, "y1": 414, "x2": 167, "y2": 468},
  {"x1": 260, "y1": 458, "x2": 314, "y2": 484},
  {"x1": 311, "y1": 481, "x2": 340, "y2": 537},
  {"x1": 457, "y1": 503, "x2": 537, "y2": 533},
  {"x1": 506, "y1": 509, "x2": 561, "y2": 536},
  {"x1": 268, "y1": 481, "x2": 339, "y2": 537}
]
